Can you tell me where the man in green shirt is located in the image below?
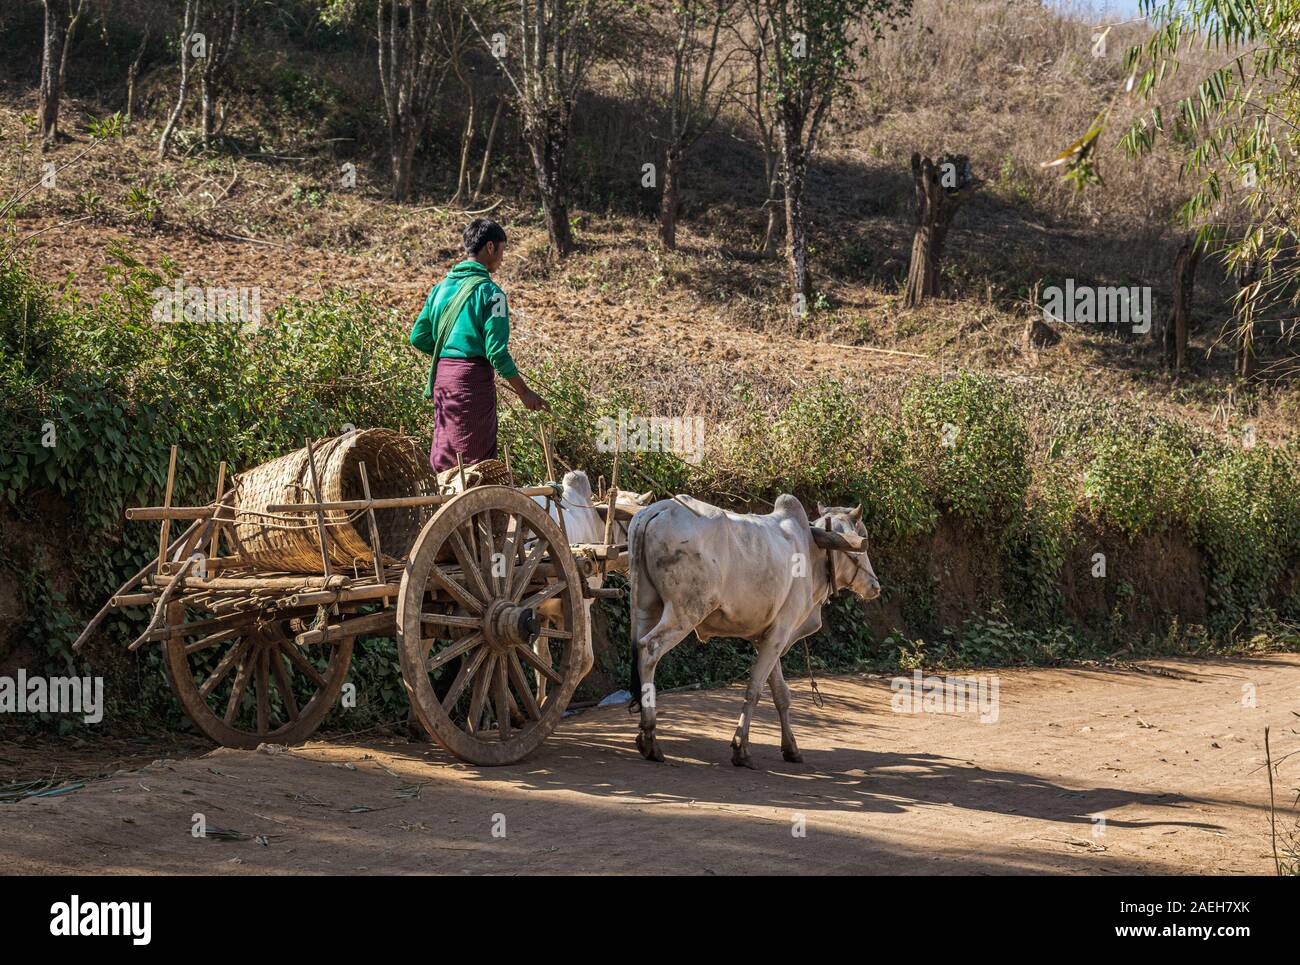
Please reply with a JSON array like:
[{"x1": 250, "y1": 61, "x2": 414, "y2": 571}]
[{"x1": 410, "y1": 219, "x2": 549, "y2": 472}]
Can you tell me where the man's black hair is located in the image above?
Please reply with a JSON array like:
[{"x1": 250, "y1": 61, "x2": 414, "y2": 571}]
[{"x1": 464, "y1": 218, "x2": 508, "y2": 255}]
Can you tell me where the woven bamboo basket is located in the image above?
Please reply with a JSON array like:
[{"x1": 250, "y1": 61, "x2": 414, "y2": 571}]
[
  {"x1": 435, "y1": 457, "x2": 513, "y2": 491},
  {"x1": 231, "y1": 429, "x2": 439, "y2": 573}
]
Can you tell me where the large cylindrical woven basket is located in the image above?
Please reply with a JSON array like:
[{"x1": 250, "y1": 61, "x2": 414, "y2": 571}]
[{"x1": 231, "y1": 429, "x2": 439, "y2": 573}]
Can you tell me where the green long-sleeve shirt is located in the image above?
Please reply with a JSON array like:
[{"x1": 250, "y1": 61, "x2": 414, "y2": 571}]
[{"x1": 409, "y1": 260, "x2": 518, "y2": 385}]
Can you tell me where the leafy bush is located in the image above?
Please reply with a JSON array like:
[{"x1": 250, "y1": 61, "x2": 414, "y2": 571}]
[
  {"x1": 901, "y1": 373, "x2": 1031, "y2": 529},
  {"x1": 1081, "y1": 424, "x2": 1199, "y2": 536}
]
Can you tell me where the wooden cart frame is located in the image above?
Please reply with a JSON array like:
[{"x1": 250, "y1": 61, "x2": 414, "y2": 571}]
[{"x1": 74, "y1": 439, "x2": 633, "y2": 766}]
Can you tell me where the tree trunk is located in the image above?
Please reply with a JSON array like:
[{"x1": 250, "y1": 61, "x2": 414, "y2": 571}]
[
  {"x1": 659, "y1": 147, "x2": 681, "y2": 250},
  {"x1": 201, "y1": 79, "x2": 215, "y2": 150},
  {"x1": 903, "y1": 153, "x2": 977, "y2": 308},
  {"x1": 1234, "y1": 258, "x2": 1260, "y2": 379},
  {"x1": 761, "y1": 172, "x2": 784, "y2": 258},
  {"x1": 471, "y1": 97, "x2": 504, "y2": 202},
  {"x1": 39, "y1": 1, "x2": 64, "y2": 149},
  {"x1": 56, "y1": 0, "x2": 85, "y2": 126},
  {"x1": 450, "y1": 89, "x2": 475, "y2": 206},
  {"x1": 1163, "y1": 232, "x2": 1200, "y2": 371},
  {"x1": 527, "y1": 110, "x2": 574, "y2": 259},
  {"x1": 780, "y1": 135, "x2": 810, "y2": 302},
  {"x1": 126, "y1": 28, "x2": 150, "y2": 129},
  {"x1": 159, "y1": 1, "x2": 197, "y2": 160},
  {"x1": 390, "y1": 126, "x2": 420, "y2": 202}
]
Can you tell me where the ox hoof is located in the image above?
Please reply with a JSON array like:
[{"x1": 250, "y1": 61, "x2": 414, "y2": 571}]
[
  {"x1": 731, "y1": 746, "x2": 756, "y2": 769},
  {"x1": 636, "y1": 731, "x2": 665, "y2": 763},
  {"x1": 782, "y1": 749, "x2": 804, "y2": 764}
]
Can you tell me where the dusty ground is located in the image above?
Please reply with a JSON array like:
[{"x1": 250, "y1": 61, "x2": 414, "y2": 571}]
[{"x1": 2, "y1": 655, "x2": 1297, "y2": 875}]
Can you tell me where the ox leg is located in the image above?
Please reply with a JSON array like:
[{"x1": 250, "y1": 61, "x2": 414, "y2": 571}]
[
  {"x1": 533, "y1": 600, "x2": 560, "y2": 704},
  {"x1": 635, "y1": 607, "x2": 693, "y2": 763},
  {"x1": 768, "y1": 662, "x2": 802, "y2": 763},
  {"x1": 731, "y1": 639, "x2": 783, "y2": 769}
]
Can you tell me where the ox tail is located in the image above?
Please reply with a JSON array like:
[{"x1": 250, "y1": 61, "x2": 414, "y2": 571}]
[{"x1": 625, "y1": 500, "x2": 669, "y2": 714}]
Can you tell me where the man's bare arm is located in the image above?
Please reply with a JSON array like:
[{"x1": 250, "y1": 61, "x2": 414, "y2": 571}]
[{"x1": 506, "y1": 374, "x2": 550, "y2": 412}]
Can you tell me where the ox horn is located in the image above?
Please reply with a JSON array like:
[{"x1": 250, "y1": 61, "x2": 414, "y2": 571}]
[
  {"x1": 851, "y1": 503, "x2": 863, "y2": 522},
  {"x1": 810, "y1": 527, "x2": 867, "y2": 553}
]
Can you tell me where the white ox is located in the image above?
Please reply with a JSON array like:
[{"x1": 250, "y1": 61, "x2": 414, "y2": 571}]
[{"x1": 627, "y1": 495, "x2": 880, "y2": 767}]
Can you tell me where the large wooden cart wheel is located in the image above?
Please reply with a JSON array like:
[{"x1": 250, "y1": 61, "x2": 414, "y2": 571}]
[
  {"x1": 161, "y1": 604, "x2": 354, "y2": 749},
  {"x1": 397, "y1": 485, "x2": 591, "y2": 765}
]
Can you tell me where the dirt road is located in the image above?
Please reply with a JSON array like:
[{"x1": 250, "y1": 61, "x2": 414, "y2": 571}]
[{"x1": 2, "y1": 656, "x2": 1297, "y2": 875}]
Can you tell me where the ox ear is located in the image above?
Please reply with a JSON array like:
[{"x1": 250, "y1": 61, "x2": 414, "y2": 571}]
[
  {"x1": 816, "y1": 501, "x2": 828, "y2": 517},
  {"x1": 810, "y1": 527, "x2": 867, "y2": 553}
]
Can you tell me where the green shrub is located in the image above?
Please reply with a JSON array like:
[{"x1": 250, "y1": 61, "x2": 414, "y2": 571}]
[{"x1": 900, "y1": 373, "x2": 1031, "y2": 529}]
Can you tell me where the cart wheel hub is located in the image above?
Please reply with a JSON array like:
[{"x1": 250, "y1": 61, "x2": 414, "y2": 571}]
[{"x1": 483, "y1": 599, "x2": 541, "y2": 651}]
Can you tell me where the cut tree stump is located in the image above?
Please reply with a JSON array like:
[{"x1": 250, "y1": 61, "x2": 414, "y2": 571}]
[
  {"x1": 903, "y1": 153, "x2": 979, "y2": 308},
  {"x1": 1024, "y1": 315, "x2": 1061, "y2": 352}
]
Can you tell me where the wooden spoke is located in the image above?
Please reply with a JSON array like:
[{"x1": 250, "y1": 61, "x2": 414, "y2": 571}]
[
  {"x1": 270, "y1": 649, "x2": 300, "y2": 723},
  {"x1": 443, "y1": 644, "x2": 491, "y2": 710},
  {"x1": 466, "y1": 654, "x2": 496, "y2": 735},
  {"x1": 521, "y1": 579, "x2": 567, "y2": 611},
  {"x1": 537, "y1": 626, "x2": 573, "y2": 640},
  {"x1": 224, "y1": 650, "x2": 254, "y2": 724},
  {"x1": 255, "y1": 647, "x2": 271, "y2": 734},
  {"x1": 183, "y1": 624, "x2": 248, "y2": 656},
  {"x1": 448, "y1": 527, "x2": 491, "y2": 604},
  {"x1": 279, "y1": 638, "x2": 327, "y2": 689},
  {"x1": 510, "y1": 539, "x2": 546, "y2": 600},
  {"x1": 493, "y1": 512, "x2": 522, "y2": 597},
  {"x1": 514, "y1": 642, "x2": 563, "y2": 685},
  {"x1": 427, "y1": 561, "x2": 484, "y2": 614},
  {"x1": 476, "y1": 510, "x2": 499, "y2": 594},
  {"x1": 506, "y1": 649, "x2": 543, "y2": 721},
  {"x1": 199, "y1": 637, "x2": 251, "y2": 698},
  {"x1": 494, "y1": 658, "x2": 512, "y2": 742},
  {"x1": 420, "y1": 611, "x2": 483, "y2": 631},
  {"x1": 426, "y1": 631, "x2": 483, "y2": 673}
]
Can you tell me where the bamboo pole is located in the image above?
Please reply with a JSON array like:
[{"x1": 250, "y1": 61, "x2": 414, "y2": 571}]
[
  {"x1": 294, "y1": 610, "x2": 396, "y2": 647},
  {"x1": 280, "y1": 583, "x2": 400, "y2": 608},
  {"x1": 539, "y1": 426, "x2": 567, "y2": 543},
  {"x1": 603, "y1": 447, "x2": 621, "y2": 547},
  {"x1": 110, "y1": 592, "x2": 157, "y2": 608},
  {"x1": 156, "y1": 445, "x2": 178, "y2": 576},
  {"x1": 208, "y1": 461, "x2": 227, "y2": 566},
  {"x1": 265, "y1": 487, "x2": 555, "y2": 514},
  {"x1": 71, "y1": 520, "x2": 201, "y2": 652},
  {"x1": 540, "y1": 427, "x2": 556, "y2": 482},
  {"x1": 145, "y1": 574, "x2": 348, "y2": 592},
  {"x1": 357, "y1": 460, "x2": 388, "y2": 607},
  {"x1": 127, "y1": 505, "x2": 217, "y2": 520},
  {"x1": 130, "y1": 552, "x2": 197, "y2": 651},
  {"x1": 304, "y1": 437, "x2": 333, "y2": 579},
  {"x1": 601, "y1": 446, "x2": 620, "y2": 576},
  {"x1": 456, "y1": 451, "x2": 479, "y2": 561}
]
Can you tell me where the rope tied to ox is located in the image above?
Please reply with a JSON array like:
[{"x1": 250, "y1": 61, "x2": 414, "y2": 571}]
[{"x1": 802, "y1": 639, "x2": 824, "y2": 708}]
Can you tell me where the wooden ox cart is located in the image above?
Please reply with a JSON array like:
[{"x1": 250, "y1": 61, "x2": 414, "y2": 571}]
[{"x1": 73, "y1": 429, "x2": 632, "y2": 766}]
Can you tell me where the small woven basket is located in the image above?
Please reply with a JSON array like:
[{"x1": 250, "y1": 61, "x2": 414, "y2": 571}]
[{"x1": 435, "y1": 457, "x2": 514, "y2": 492}]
